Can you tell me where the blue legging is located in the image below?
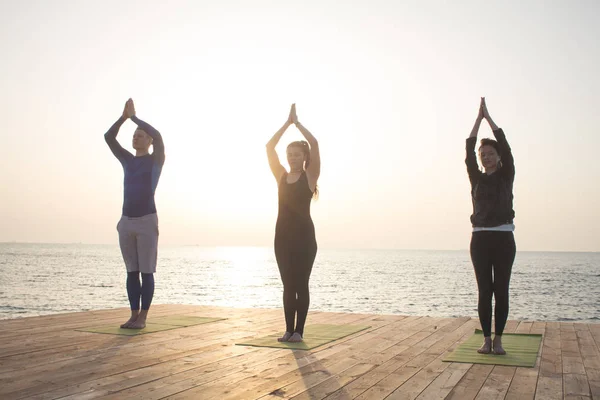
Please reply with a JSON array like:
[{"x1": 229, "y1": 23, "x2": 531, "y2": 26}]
[{"x1": 126, "y1": 272, "x2": 155, "y2": 310}]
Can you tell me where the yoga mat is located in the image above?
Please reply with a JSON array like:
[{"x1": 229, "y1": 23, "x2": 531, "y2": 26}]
[
  {"x1": 442, "y1": 329, "x2": 543, "y2": 367},
  {"x1": 236, "y1": 324, "x2": 371, "y2": 350},
  {"x1": 151, "y1": 316, "x2": 224, "y2": 326},
  {"x1": 76, "y1": 323, "x2": 180, "y2": 336},
  {"x1": 76, "y1": 316, "x2": 225, "y2": 336}
]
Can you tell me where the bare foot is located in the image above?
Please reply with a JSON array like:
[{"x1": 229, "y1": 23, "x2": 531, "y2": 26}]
[
  {"x1": 288, "y1": 332, "x2": 303, "y2": 343},
  {"x1": 128, "y1": 310, "x2": 148, "y2": 329},
  {"x1": 120, "y1": 311, "x2": 139, "y2": 329},
  {"x1": 492, "y1": 336, "x2": 506, "y2": 355},
  {"x1": 477, "y1": 337, "x2": 492, "y2": 354},
  {"x1": 128, "y1": 319, "x2": 146, "y2": 329},
  {"x1": 278, "y1": 332, "x2": 292, "y2": 342}
]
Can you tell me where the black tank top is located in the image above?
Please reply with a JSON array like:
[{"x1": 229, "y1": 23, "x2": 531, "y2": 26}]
[{"x1": 275, "y1": 172, "x2": 315, "y2": 244}]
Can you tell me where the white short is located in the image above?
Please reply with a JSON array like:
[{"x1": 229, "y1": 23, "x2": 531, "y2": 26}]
[{"x1": 117, "y1": 213, "x2": 159, "y2": 273}]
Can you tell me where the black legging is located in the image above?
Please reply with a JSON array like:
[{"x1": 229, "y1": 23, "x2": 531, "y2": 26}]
[
  {"x1": 275, "y1": 245, "x2": 317, "y2": 336},
  {"x1": 470, "y1": 231, "x2": 516, "y2": 337},
  {"x1": 126, "y1": 272, "x2": 155, "y2": 311}
]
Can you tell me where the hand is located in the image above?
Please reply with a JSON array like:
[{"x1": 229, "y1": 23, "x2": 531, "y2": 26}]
[
  {"x1": 122, "y1": 100, "x2": 129, "y2": 119},
  {"x1": 481, "y1": 97, "x2": 491, "y2": 120},
  {"x1": 477, "y1": 97, "x2": 484, "y2": 121},
  {"x1": 123, "y1": 98, "x2": 136, "y2": 119},
  {"x1": 290, "y1": 103, "x2": 298, "y2": 124}
]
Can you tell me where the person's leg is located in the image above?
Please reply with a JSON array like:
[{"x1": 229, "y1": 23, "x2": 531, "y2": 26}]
[
  {"x1": 275, "y1": 242, "x2": 296, "y2": 341},
  {"x1": 491, "y1": 232, "x2": 516, "y2": 354},
  {"x1": 117, "y1": 217, "x2": 141, "y2": 328},
  {"x1": 121, "y1": 272, "x2": 141, "y2": 328},
  {"x1": 470, "y1": 232, "x2": 494, "y2": 353},
  {"x1": 141, "y1": 273, "x2": 155, "y2": 310},
  {"x1": 129, "y1": 273, "x2": 154, "y2": 329},
  {"x1": 130, "y1": 214, "x2": 159, "y2": 329},
  {"x1": 290, "y1": 244, "x2": 317, "y2": 342}
]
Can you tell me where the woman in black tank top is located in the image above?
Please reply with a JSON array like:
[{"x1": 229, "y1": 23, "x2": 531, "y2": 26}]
[{"x1": 266, "y1": 104, "x2": 320, "y2": 343}]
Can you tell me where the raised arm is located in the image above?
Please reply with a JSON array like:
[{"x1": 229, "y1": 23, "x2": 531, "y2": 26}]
[
  {"x1": 124, "y1": 99, "x2": 165, "y2": 166},
  {"x1": 131, "y1": 115, "x2": 165, "y2": 166},
  {"x1": 465, "y1": 99, "x2": 484, "y2": 183},
  {"x1": 291, "y1": 104, "x2": 320, "y2": 190},
  {"x1": 266, "y1": 106, "x2": 294, "y2": 183},
  {"x1": 104, "y1": 101, "x2": 134, "y2": 164},
  {"x1": 482, "y1": 98, "x2": 514, "y2": 177}
]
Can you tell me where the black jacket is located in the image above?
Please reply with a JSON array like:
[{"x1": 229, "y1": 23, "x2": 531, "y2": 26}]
[{"x1": 465, "y1": 128, "x2": 515, "y2": 227}]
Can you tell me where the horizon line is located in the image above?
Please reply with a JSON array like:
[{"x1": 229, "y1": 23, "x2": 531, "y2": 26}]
[{"x1": 1, "y1": 241, "x2": 598, "y2": 254}]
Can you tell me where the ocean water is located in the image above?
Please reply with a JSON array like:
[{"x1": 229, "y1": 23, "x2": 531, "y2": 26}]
[{"x1": 0, "y1": 243, "x2": 599, "y2": 322}]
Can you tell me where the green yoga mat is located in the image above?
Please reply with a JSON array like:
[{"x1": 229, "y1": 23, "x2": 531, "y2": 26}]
[
  {"x1": 443, "y1": 329, "x2": 543, "y2": 367},
  {"x1": 236, "y1": 324, "x2": 371, "y2": 350},
  {"x1": 76, "y1": 316, "x2": 224, "y2": 336},
  {"x1": 151, "y1": 316, "x2": 224, "y2": 327}
]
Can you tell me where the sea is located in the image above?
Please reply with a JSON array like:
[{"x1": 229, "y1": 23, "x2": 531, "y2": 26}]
[{"x1": 1, "y1": 243, "x2": 599, "y2": 322}]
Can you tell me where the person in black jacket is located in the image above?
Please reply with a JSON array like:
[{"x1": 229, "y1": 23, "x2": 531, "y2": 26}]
[{"x1": 466, "y1": 97, "x2": 516, "y2": 355}]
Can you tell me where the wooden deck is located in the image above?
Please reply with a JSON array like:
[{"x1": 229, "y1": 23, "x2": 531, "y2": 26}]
[{"x1": 0, "y1": 305, "x2": 598, "y2": 399}]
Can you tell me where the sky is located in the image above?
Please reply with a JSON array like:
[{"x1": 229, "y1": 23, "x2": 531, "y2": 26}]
[{"x1": 1, "y1": 0, "x2": 599, "y2": 251}]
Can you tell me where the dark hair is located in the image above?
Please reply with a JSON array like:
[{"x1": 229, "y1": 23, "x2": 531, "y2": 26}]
[
  {"x1": 478, "y1": 138, "x2": 502, "y2": 168},
  {"x1": 287, "y1": 140, "x2": 319, "y2": 199},
  {"x1": 478, "y1": 138, "x2": 501, "y2": 156}
]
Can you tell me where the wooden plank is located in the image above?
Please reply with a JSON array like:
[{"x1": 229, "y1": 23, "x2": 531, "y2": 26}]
[
  {"x1": 169, "y1": 343, "x2": 372, "y2": 399},
  {"x1": 0, "y1": 306, "x2": 597, "y2": 400},
  {"x1": 355, "y1": 365, "x2": 421, "y2": 400},
  {"x1": 259, "y1": 357, "x2": 371, "y2": 399},
  {"x1": 445, "y1": 364, "x2": 494, "y2": 400},
  {"x1": 536, "y1": 322, "x2": 563, "y2": 400},
  {"x1": 474, "y1": 366, "x2": 516, "y2": 400},
  {"x1": 0, "y1": 308, "x2": 285, "y2": 399},
  {"x1": 505, "y1": 321, "x2": 545, "y2": 400},
  {"x1": 385, "y1": 358, "x2": 452, "y2": 400},
  {"x1": 505, "y1": 367, "x2": 540, "y2": 400},
  {"x1": 218, "y1": 315, "x2": 420, "y2": 400},
  {"x1": 95, "y1": 312, "x2": 379, "y2": 400},
  {"x1": 515, "y1": 321, "x2": 533, "y2": 334},
  {"x1": 563, "y1": 373, "x2": 591, "y2": 399},
  {"x1": 413, "y1": 363, "x2": 472, "y2": 400},
  {"x1": 56, "y1": 311, "x2": 359, "y2": 400},
  {"x1": 320, "y1": 317, "x2": 455, "y2": 400},
  {"x1": 505, "y1": 320, "x2": 520, "y2": 334},
  {"x1": 541, "y1": 322, "x2": 563, "y2": 377},
  {"x1": 0, "y1": 304, "x2": 251, "y2": 359},
  {"x1": 353, "y1": 318, "x2": 476, "y2": 400},
  {"x1": 214, "y1": 314, "x2": 386, "y2": 400},
  {"x1": 290, "y1": 362, "x2": 377, "y2": 400},
  {"x1": 586, "y1": 368, "x2": 600, "y2": 399},
  {"x1": 559, "y1": 323, "x2": 592, "y2": 399}
]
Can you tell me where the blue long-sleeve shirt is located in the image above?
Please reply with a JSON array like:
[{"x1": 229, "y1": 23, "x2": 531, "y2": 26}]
[{"x1": 105, "y1": 116, "x2": 165, "y2": 217}]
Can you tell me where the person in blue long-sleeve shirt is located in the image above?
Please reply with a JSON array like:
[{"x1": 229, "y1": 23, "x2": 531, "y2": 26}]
[{"x1": 105, "y1": 98, "x2": 165, "y2": 329}]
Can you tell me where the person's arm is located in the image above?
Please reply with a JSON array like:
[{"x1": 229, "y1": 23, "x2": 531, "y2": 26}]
[
  {"x1": 492, "y1": 128, "x2": 514, "y2": 177},
  {"x1": 469, "y1": 98, "x2": 484, "y2": 139},
  {"x1": 266, "y1": 106, "x2": 294, "y2": 183},
  {"x1": 104, "y1": 102, "x2": 134, "y2": 163},
  {"x1": 482, "y1": 97, "x2": 499, "y2": 131},
  {"x1": 131, "y1": 115, "x2": 165, "y2": 166},
  {"x1": 291, "y1": 105, "x2": 320, "y2": 190},
  {"x1": 125, "y1": 99, "x2": 165, "y2": 166},
  {"x1": 482, "y1": 98, "x2": 514, "y2": 177},
  {"x1": 466, "y1": 99, "x2": 483, "y2": 181}
]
